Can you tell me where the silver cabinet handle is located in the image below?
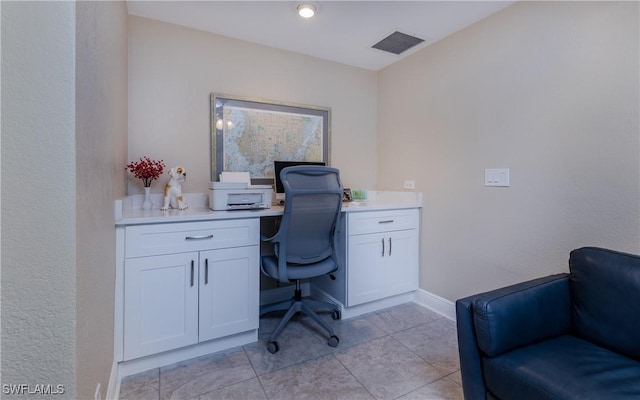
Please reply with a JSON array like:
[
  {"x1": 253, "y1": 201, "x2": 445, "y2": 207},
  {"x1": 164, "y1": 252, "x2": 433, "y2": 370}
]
[
  {"x1": 204, "y1": 259, "x2": 209, "y2": 285},
  {"x1": 388, "y1": 237, "x2": 392, "y2": 256},
  {"x1": 190, "y1": 260, "x2": 195, "y2": 287},
  {"x1": 381, "y1": 238, "x2": 385, "y2": 257},
  {"x1": 378, "y1": 220, "x2": 394, "y2": 224},
  {"x1": 185, "y1": 234, "x2": 214, "y2": 240}
]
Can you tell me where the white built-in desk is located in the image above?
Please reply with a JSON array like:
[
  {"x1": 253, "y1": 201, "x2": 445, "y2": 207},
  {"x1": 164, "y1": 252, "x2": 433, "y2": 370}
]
[{"x1": 114, "y1": 191, "x2": 422, "y2": 377}]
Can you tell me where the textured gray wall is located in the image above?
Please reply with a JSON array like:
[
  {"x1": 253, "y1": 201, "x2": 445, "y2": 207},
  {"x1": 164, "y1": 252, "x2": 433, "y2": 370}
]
[{"x1": 1, "y1": 2, "x2": 77, "y2": 397}]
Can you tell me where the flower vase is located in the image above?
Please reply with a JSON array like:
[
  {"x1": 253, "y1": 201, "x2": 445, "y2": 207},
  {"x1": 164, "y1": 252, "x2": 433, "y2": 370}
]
[{"x1": 142, "y1": 186, "x2": 153, "y2": 210}]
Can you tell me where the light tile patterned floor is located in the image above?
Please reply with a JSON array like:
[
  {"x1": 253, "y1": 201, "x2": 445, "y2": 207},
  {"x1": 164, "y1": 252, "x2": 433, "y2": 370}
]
[{"x1": 119, "y1": 302, "x2": 463, "y2": 400}]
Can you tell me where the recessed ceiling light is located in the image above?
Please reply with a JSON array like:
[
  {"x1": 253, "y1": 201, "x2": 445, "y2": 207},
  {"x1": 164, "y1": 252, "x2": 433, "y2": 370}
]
[{"x1": 297, "y1": 3, "x2": 316, "y2": 18}]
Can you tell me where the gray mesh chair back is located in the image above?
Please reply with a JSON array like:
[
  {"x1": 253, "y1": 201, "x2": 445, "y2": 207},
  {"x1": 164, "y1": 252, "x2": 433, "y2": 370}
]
[
  {"x1": 277, "y1": 166, "x2": 343, "y2": 268},
  {"x1": 260, "y1": 166, "x2": 343, "y2": 353}
]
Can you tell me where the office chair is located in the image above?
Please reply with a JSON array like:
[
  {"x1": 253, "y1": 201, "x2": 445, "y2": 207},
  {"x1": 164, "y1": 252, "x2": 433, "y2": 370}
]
[{"x1": 260, "y1": 166, "x2": 343, "y2": 354}]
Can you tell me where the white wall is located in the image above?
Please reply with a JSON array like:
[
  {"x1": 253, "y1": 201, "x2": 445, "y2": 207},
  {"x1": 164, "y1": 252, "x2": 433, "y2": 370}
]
[
  {"x1": 378, "y1": 1, "x2": 640, "y2": 301},
  {"x1": 1, "y1": 2, "x2": 77, "y2": 396},
  {"x1": 128, "y1": 16, "x2": 378, "y2": 195},
  {"x1": 76, "y1": 2, "x2": 128, "y2": 399}
]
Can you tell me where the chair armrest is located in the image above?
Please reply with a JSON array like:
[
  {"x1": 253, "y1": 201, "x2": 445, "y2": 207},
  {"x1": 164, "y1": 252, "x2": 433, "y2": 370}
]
[
  {"x1": 456, "y1": 297, "x2": 489, "y2": 400},
  {"x1": 472, "y1": 273, "x2": 571, "y2": 357},
  {"x1": 456, "y1": 273, "x2": 570, "y2": 400}
]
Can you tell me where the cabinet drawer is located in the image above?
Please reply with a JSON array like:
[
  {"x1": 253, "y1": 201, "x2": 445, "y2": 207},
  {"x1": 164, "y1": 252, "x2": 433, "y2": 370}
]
[
  {"x1": 347, "y1": 209, "x2": 419, "y2": 235},
  {"x1": 125, "y1": 219, "x2": 259, "y2": 258}
]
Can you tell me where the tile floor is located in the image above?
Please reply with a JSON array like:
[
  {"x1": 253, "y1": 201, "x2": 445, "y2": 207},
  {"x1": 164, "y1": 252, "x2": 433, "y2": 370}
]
[{"x1": 119, "y1": 302, "x2": 463, "y2": 400}]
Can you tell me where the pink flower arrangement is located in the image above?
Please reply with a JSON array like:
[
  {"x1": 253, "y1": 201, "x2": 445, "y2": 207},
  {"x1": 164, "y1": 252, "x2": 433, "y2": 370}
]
[{"x1": 126, "y1": 156, "x2": 166, "y2": 187}]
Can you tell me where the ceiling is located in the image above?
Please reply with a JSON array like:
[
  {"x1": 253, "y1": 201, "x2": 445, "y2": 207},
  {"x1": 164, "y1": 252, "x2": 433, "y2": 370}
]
[{"x1": 126, "y1": 1, "x2": 514, "y2": 71}]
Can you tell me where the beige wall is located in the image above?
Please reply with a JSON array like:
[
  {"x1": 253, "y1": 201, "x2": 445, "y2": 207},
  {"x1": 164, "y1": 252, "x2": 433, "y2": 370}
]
[
  {"x1": 1, "y1": 2, "x2": 77, "y2": 396},
  {"x1": 378, "y1": 1, "x2": 640, "y2": 301},
  {"x1": 76, "y1": 1, "x2": 128, "y2": 399},
  {"x1": 128, "y1": 16, "x2": 378, "y2": 195}
]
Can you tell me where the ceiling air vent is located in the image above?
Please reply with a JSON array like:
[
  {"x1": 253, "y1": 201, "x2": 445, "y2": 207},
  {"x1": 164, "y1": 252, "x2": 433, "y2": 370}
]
[{"x1": 372, "y1": 31, "x2": 425, "y2": 55}]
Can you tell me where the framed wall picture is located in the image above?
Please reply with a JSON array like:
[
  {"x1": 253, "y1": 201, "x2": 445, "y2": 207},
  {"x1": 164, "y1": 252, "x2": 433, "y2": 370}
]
[
  {"x1": 343, "y1": 188, "x2": 353, "y2": 202},
  {"x1": 210, "y1": 93, "x2": 331, "y2": 183}
]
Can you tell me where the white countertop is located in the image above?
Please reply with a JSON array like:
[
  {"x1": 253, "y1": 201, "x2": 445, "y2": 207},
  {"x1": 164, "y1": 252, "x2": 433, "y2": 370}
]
[{"x1": 115, "y1": 190, "x2": 423, "y2": 226}]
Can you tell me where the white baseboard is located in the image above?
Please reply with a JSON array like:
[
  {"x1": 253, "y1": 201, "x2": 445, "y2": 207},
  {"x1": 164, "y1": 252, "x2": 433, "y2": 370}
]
[
  {"x1": 344, "y1": 292, "x2": 417, "y2": 319},
  {"x1": 105, "y1": 360, "x2": 119, "y2": 400},
  {"x1": 414, "y1": 288, "x2": 456, "y2": 321},
  {"x1": 313, "y1": 287, "x2": 416, "y2": 320},
  {"x1": 312, "y1": 286, "x2": 456, "y2": 321}
]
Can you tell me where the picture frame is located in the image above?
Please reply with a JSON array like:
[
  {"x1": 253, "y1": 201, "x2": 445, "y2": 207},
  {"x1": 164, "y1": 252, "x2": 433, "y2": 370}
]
[
  {"x1": 210, "y1": 93, "x2": 331, "y2": 183},
  {"x1": 343, "y1": 188, "x2": 353, "y2": 202}
]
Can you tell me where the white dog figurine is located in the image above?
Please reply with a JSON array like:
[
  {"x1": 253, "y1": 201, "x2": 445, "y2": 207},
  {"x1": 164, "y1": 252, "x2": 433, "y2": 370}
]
[{"x1": 161, "y1": 166, "x2": 188, "y2": 210}]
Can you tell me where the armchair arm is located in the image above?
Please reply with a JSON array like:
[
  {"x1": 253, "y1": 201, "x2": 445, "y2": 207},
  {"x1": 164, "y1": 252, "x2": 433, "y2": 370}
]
[
  {"x1": 456, "y1": 297, "x2": 489, "y2": 400},
  {"x1": 471, "y1": 273, "x2": 571, "y2": 357},
  {"x1": 456, "y1": 273, "x2": 570, "y2": 400}
]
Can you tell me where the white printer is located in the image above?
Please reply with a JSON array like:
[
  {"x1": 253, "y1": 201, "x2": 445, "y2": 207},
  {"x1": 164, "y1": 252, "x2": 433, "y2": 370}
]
[{"x1": 209, "y1": 172, "x2": 272, "y2": 211}]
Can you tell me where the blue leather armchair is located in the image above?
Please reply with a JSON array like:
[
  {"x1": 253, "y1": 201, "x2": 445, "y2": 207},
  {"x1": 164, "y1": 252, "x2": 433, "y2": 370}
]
[{"x1": 456, "y1": 247, "x2": 640, "y2": 400}]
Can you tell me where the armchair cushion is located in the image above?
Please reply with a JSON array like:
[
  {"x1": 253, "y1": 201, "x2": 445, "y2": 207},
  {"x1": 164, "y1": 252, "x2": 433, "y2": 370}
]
[{"x1": 483, "y1": 335, "x2": 640, "y2": 400}]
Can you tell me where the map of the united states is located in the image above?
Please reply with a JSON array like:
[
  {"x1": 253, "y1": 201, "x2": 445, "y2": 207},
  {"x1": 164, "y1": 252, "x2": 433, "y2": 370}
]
[{"x1": 223, "y1": 107, "x2": 323, "y2": 178}]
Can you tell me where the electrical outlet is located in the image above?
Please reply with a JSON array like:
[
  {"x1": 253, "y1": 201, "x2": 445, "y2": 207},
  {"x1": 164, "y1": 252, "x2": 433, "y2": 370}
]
[{"x1": 403, "y1": 180, "x2": 416, "y2": 190}]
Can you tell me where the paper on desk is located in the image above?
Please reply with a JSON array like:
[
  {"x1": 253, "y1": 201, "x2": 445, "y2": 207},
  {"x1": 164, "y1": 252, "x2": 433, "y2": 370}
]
[{"x1": 220, "y1": 171, "x2": 251, "y2": 184}]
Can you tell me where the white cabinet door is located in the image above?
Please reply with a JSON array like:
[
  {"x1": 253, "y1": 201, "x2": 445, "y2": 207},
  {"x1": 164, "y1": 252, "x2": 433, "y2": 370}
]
[
  {"x1": 347, "y1": 229, "x2": 418, "y2": 306},
  {"x1": 383, "y1": 229, "x2": 419, "y2": 296},
  {"x1": 124, "y1": 252, "x2": 199, "y2": 360},
  {"x1": 198, "y1": 246, "x2": 260, "y2": 342},
  {"x1": 348, "y1": 232, "x2": 389, "y2": 306}
]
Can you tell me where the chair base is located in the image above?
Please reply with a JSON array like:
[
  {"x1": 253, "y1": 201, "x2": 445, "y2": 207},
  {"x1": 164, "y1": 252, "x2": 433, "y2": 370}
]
[{"x1": 260, "y1": 281, "x2": 340, "y2": 353}]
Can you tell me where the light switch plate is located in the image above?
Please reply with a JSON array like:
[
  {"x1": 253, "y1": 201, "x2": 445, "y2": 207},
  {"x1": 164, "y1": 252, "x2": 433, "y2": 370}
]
[{"x1": 485, "y1": 168, "x2": 510, "y2": 187}]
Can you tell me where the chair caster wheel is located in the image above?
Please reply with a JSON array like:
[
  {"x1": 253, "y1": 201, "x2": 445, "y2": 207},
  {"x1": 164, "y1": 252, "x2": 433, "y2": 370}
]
[
  {"x1": 267, "y1": 341, "x2": 279, "y2": 354},
  {"x1": 328, "y1": 335, "x2": 339, "y2": 347},
  {"x1": 331, "y1": 310, "x2": 341, "y2": 320}
]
